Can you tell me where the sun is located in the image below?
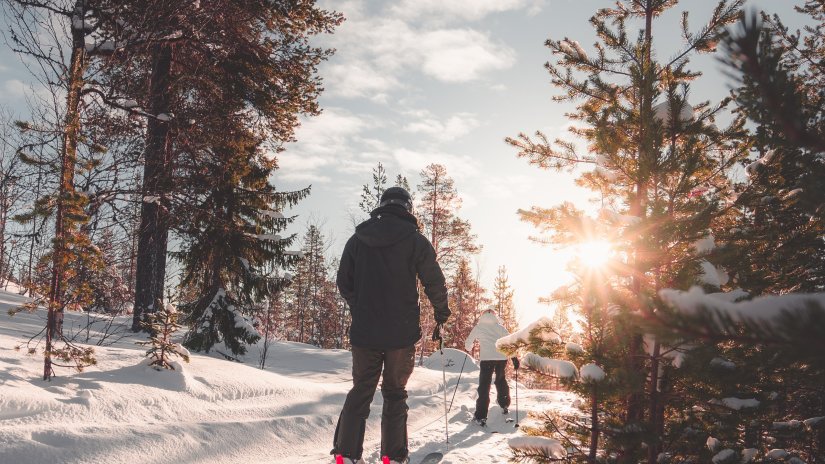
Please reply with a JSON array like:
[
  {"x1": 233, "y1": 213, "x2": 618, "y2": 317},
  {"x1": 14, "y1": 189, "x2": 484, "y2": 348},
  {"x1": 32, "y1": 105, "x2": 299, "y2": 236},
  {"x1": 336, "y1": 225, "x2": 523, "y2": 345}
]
[{"x1": 575, "y1": 240, "x2": 613, "y2": 269}]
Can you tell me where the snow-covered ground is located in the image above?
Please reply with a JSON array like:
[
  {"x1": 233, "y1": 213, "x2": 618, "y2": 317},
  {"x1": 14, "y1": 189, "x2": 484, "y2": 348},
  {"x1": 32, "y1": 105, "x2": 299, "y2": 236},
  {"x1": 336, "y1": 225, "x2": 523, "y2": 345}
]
[{"x1": 0, "y1": 290, "x2": 578, "y2": 464}]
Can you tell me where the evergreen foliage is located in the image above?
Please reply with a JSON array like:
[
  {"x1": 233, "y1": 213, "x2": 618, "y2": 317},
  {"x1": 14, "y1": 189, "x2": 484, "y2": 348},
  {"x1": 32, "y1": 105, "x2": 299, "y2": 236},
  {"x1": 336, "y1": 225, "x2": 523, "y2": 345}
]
[
  {"x1": 415, "y1": 163, "x2": 479, "y2": 362},
  {"x1": 506, "y1": 1, "x2": 746, "y2": 461},
  {"x1": 493, "y1": 265, "x2": 518, "y2": 332},
  {"x1": 446, "y1": 258, "x2": 489, "y2": 350},
  {"x1": 175, "y1": 126, "x2": 305, "y2": 356},
  {"x1": 2, "y1": 0, "x2": 135, "y2": 379},
  {"x1": 358, "y1": 162, "x2": 414, "y2": 216},
  {"x1": 137, "y1": 303, "x2": 190, "y2": 370},
  {"x1": 643, "y1": 6, "x2": 825, "y2": 459},
  {"x1": 359, "y1": 162, "x2": 388, "y2": 214},
  {"x1": 711, "y1": 8, "x2": 825, "y2": 296},
  {"x1": 115, "y1": 0, "x2": 343, "y2": 330}
]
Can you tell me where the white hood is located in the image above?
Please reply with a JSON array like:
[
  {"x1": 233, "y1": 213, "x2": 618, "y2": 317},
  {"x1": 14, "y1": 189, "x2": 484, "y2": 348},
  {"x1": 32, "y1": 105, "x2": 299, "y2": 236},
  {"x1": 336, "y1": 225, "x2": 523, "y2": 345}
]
[{"x1": 465, "y1": 311, "x2": 511, "y2": 361}]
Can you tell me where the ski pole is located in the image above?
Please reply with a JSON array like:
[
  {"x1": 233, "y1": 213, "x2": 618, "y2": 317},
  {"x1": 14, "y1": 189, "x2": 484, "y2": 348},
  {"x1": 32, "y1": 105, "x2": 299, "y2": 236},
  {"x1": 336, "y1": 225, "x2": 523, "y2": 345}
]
[
  {"x1": 446, "y1": 352, "x2": 468, "y2": 414},
  {"x1": 439, "y1": 336, "x2": 449, "y2": 444},
  {"x1": 515, "y1": 366, "x2": 520, "y2": 428}
]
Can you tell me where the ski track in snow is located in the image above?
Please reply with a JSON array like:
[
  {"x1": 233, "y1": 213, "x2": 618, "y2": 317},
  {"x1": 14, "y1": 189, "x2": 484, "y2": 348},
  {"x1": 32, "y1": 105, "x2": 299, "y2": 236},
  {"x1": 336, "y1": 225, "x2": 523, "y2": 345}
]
[{"x1": 0, "y1": 291, "x2": 578, "y2": 463}]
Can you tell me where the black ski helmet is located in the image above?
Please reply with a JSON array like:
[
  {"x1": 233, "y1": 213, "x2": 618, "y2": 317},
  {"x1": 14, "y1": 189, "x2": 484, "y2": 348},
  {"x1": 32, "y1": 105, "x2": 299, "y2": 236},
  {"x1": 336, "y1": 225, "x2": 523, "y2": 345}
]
[{"x1": 380, "y1": 186, "x2": 413, "y2": 211}]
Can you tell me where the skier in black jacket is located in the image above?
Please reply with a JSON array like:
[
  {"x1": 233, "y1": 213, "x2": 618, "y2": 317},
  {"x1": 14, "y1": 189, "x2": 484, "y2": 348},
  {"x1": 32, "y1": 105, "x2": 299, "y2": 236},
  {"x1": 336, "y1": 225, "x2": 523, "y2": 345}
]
[{"x1": 332, "y1": 187, "x2": 450, "y2": 464}]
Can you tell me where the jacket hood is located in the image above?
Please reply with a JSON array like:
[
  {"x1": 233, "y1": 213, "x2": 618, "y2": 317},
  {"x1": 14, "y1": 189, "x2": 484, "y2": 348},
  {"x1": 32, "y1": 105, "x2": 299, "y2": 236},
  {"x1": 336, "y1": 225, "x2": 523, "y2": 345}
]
[
  {"x1": 355, "y1": 205, "x2": 419, "y2": 248},
  {"x1": 478, "y1": 310, "x2": 502, "y2": 325}
]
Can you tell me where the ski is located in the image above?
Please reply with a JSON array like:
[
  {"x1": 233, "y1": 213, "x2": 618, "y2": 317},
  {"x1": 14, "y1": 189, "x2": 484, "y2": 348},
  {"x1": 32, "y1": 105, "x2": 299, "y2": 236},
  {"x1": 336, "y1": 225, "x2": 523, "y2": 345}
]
[{"x1": 418, "y1": 452, "x2": 443, "y2": 464}]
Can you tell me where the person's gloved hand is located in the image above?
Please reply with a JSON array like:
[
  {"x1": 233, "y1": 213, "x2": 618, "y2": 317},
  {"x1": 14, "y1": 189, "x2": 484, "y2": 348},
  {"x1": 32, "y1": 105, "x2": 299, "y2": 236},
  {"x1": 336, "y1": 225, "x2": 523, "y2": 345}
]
[
  {"x1": 512, "y1": 357, "x2": 520, "y2": 370},
  {"x1": 432, "y1": 322, "x2": 444, "y2": 342}
]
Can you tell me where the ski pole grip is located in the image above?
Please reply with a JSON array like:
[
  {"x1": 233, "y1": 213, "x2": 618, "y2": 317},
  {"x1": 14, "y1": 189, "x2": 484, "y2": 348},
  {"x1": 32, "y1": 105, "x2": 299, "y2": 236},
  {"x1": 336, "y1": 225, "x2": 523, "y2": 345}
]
[{"x1": 432, "y1": 322, "x2": 443, "y2": 342}]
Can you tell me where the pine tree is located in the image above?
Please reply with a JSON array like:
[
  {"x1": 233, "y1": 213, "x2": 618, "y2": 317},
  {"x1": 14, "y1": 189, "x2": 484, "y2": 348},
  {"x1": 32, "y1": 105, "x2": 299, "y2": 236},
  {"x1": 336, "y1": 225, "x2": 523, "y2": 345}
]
[
  {"x1": 3, "y1": 0, "x2": 137, "y2": 379},
  {"x1": 359, "y1": 162, "x2": 388, "y2": 214},
  {"x1": 175, "y1": 124, "x2": 306, "y2": 356},
  {"x1": 137, "y1": 303, "x2": 190, "y2": 370},
  {"x1": 394, "y1": 174, "x2": 412, "y2": 192},
  {"x1": 358, "y1": 163, "x2": 414, "y2": 217},
  {"x1": 327, "y1": 257, "x2": 351, "y2": 349},
  {"x1": 446, "y1": 258, "x2": 489, "y2": 350},
  {"x1": 86, "y1": 228, "x2": 129, "y2": 313},
  {"x1": 645, "y1": 7, "x2": 825, "y2": 459},
  {"x1": 492, "y1": 265, "x2": 518, "y2": 332},
  {"x1": 711, "y1": 7, "x2": 825, "y2": 296},
  {"x1": 415, "y1": 163, "x2": 479, "y2": 362},
  {"x1": 506, "y1": 1, "x2": 746, "y2": 461},
  {"x1": 125, "y1": 0, "x2": 343, "y2": 331},
  {"x1": 283, "y1": 223, "x2": 341, "y2": 347},
  {"x1": 300, "y1": 224, "x2": 329, "y2": 346}
]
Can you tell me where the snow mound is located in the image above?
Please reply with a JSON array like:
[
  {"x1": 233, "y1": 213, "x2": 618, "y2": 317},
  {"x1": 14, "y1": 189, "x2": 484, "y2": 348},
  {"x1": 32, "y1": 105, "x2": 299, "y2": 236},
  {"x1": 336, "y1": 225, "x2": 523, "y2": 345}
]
[{"x1": 422, "y1": 348, "x2": 478, "y2": 373}]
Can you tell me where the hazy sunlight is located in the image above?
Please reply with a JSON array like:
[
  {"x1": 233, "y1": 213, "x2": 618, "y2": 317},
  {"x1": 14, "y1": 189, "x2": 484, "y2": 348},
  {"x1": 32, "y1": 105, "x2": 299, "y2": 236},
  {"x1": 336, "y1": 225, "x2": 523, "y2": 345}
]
[{"x1": 575, "y1": 240, "x2": 613, "y2": 269}]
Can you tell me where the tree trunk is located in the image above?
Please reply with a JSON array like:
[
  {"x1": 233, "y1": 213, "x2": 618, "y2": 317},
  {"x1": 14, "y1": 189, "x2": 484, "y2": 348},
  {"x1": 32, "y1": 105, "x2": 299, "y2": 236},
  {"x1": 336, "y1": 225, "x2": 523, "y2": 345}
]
[
  {"x1": 0, "y1": 195, "x2": 8, "y2": 286},
  {"x1": 622, "y1": 2, "x2": 655, "y2": 459},
  {"x1": 589, "y1": 386, "x2": 599, "y2": 464},
  {"x1": 45, "y1": 7, "x2": 87, "y2": 379},
  {"x1": 647, "y1": 341, "x2": 662, "y2": 464},
  {"x1": 132, "y1": 44, "x2": 173, "y2": 331}
]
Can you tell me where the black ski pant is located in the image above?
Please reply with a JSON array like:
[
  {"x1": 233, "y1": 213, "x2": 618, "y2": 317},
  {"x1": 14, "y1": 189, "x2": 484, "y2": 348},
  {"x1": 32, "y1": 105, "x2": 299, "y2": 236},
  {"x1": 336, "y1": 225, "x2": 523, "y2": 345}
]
[
  {"x1": 333, "y1": 344, "x2": 416, "y2": 461},
  {"x1": 474, "y1": 360, "x2": 510, "y2": 420}
]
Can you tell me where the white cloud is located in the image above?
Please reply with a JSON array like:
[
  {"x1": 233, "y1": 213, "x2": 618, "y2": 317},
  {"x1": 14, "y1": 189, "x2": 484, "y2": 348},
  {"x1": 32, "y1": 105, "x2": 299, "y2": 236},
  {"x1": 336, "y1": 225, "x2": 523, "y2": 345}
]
[
  {"x1": 402, "y1": 111, "x2": 480, "y2": 141},
  {"x1": 390, "y1": 0, "x2": 547, "y2": 22},
  {"x1": 278, "y1": 107, "x2": 399, "y2": 183},
  {"x1": 277, "y1": 169, "x2": 332, "y2": 184},
  {"x1": 323, "y1": 60, "x2": 399, "y2": 99},
  {"x1": 1, "y1": 79, "x2": 28, "y2": 98},
  {"x1": 321, "y1": 11, "x2": 516, "y2": 98},
  {"x1": 288, "y1": 107, "x2": 371, "y2": 155},
  {"x1": 392, "y1": 147, "x2": 478, "y2": 180},
  {"x1": 416, "y1": 29, "x2": 516, "y2": 82},
  {"x1": 278, "y1": 108, "x2": 373, "y2": 181}
]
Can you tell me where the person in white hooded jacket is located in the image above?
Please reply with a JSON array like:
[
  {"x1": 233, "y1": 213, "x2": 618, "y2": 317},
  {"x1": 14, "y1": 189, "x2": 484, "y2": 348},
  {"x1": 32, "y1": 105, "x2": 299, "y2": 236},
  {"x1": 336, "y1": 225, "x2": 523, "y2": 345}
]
[{"x1": 464, "y1": 309, "x2": 519, "y2": 425}]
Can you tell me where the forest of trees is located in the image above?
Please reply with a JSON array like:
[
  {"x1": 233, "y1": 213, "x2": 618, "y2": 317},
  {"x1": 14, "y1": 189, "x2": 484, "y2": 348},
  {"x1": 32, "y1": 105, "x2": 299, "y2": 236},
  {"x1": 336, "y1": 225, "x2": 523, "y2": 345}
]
[
  {"x1": 0, "y1": 0, "x2": 342, "y2": 379},
  {"x1": 0, "y1": 0, "x2": 822, "y2": 462},
  {"x1": 499, "y1": 1, "x2": 825, "y2": 462}
]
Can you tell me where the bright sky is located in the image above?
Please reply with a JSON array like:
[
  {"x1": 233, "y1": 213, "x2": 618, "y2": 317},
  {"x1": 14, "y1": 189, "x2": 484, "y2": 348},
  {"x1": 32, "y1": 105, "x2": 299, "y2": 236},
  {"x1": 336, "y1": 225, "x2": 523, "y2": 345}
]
[
  {"x1": 0, "y1": 0, "x2": 811, "y2": 327},
  {"x1": 278, "y1": 0, "x2": 810, "y2": 326}
]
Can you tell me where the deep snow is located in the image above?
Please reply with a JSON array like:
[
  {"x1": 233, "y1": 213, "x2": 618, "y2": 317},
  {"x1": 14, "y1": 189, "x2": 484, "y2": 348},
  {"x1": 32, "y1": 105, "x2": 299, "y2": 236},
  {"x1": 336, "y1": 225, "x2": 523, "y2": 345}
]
[{"x1": 0, "y1": 290, "x2": 578, "y2": 463}]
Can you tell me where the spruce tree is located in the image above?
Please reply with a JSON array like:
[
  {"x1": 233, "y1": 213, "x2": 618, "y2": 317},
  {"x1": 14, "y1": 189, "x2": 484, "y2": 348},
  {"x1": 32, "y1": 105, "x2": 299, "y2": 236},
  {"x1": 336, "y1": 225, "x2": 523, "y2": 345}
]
[
  {"x1": 492, "y1": 265, "x2": 518, "y2": 332},
  {"x1": 138, "y1": 303, "x2": 190, "y2": 370},
  {"x1": 711, "y1": 7, "x2": 825, "y2": 296},
  {"x1": 295, "y1": 224, "x2": 333, "y2": 346},
  {"x1": 415, "y1": 163, "x2": 479, "y2": 362},
  {"x1": 359, "y1": 162, "x2": 388, "y2": 214},
  {"x1": 646, "y1": 7, "x2": 825, "y2": 459},
  {"x1": 507, "y1": 1, "x2": 746, "y2": 461},
  {"x1": 175, "y1": 123, "x2": 306, "y2": 356},
  {"x1": 446, "y1": 258, "x2": 489, "y2": 350},
  {"x1": 123, "y1": 0, "x2": 342, "y2": 331}
]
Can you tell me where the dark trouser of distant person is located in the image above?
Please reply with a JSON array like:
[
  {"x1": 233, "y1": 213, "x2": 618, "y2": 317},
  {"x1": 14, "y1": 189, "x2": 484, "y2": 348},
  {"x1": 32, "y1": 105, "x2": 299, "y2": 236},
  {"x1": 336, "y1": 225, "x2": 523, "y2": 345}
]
[
  {"x1": 475, "y1": 360, "x2": 510, "y2": 420},
  {"x1": 333, "y1": 345, "x2": 416, "y2": 461}
]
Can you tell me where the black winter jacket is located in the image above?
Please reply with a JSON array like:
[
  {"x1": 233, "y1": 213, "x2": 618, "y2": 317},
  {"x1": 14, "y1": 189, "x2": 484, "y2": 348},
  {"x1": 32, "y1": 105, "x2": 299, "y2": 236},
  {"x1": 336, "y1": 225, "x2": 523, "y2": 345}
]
[{"x1": 337, "y1": 205, "x2": 450, "y2": 349}]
